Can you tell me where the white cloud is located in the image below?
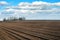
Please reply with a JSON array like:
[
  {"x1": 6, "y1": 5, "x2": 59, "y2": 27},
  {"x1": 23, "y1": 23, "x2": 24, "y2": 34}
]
[
  {"x1": 0, "y1": 1, "x2": 8, "y2": 6},
  {"x1": 3, "y1": 1, "x2": 60, "y2": 14},
  {"x1": 1, "y1": 1, "x2": 60, "y2": 20},
  {"x1": 54, "y1": 2, "x2": 60, "y2": 6}
]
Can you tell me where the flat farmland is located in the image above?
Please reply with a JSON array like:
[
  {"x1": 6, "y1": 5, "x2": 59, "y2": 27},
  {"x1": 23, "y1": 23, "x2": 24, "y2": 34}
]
[{"x1": 0, "y1": 20, "x2": 60, "y2": 40}]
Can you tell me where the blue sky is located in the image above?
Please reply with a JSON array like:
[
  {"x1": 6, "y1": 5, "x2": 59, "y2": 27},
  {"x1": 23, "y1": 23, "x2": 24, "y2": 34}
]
[
  {"x1": 0, "y1": 0, "x2": 60, "y2": 20},
  {"x1": 0, "y1": 0, "x2": 60, "y2": 5},
  {"x1": 0, "y1": 0, "x2": 60, "y2": 2}
]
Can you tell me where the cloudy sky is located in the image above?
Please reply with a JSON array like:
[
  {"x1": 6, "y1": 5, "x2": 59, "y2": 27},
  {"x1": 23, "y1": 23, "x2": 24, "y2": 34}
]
[{"x1": 0, "y1": 0, "x2": 60, "y2": 20}]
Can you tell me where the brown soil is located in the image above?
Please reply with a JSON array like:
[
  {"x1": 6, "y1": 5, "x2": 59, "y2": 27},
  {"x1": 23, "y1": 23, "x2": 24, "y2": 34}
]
[{"x1": 0, "y1": 20, "x2": 60, "y2": 40}]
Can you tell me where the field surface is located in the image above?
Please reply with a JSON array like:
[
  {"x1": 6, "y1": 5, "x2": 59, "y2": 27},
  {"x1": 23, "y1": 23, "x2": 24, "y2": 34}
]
[{"x1": 0, "y1": 20, "x2": 60, "y2": 40}]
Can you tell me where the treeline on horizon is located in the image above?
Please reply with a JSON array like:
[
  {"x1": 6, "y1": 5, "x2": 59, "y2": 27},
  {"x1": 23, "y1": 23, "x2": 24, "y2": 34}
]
[{"x1": 3, "y1": 17, "x2": 25, "y2": 21}]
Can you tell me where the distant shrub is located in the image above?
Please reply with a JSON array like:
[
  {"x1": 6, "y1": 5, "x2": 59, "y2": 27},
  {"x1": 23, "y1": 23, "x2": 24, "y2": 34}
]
[
  {"x1": 3, "y1": 18, "x2": 6, "y2": 21},
  {"x1": 19, "y1": 17, "x2": 25, "y2": 20}
]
